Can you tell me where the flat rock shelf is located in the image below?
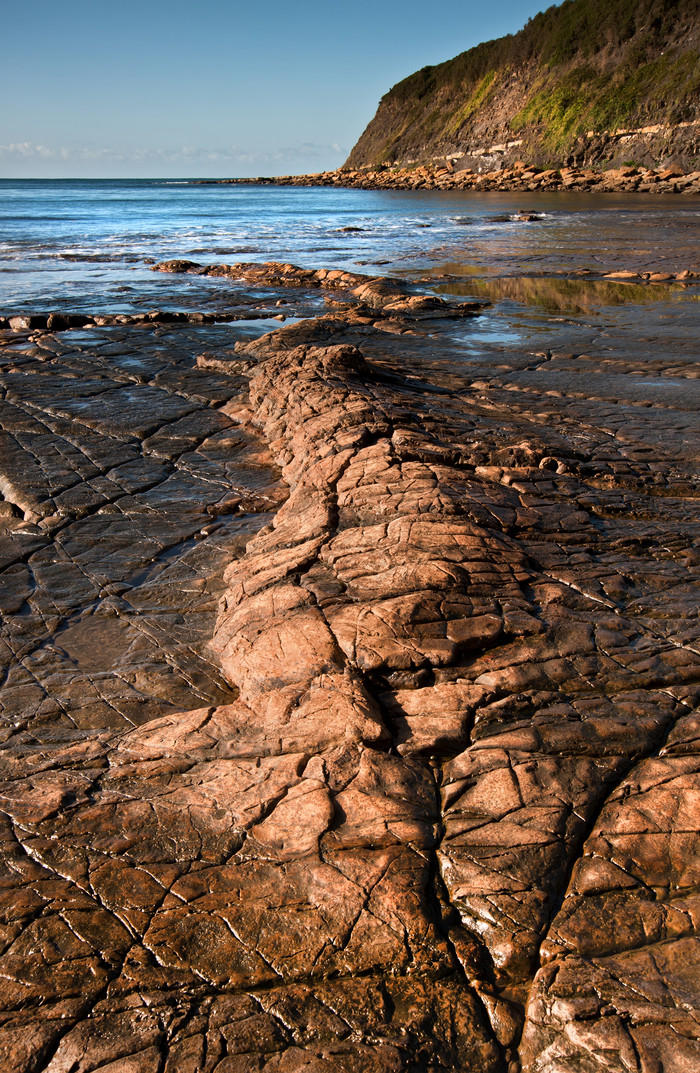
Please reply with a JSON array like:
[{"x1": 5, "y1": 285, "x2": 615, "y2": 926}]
[{"x1": 0, "y1": 264, "x2": 698, "y2": 1073}]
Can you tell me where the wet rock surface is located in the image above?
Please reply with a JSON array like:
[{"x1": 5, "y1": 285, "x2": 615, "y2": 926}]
[
  {"x1": 0, "y1": 323, "x2": 286, "y2": 733},
  {"x1": 0, "y1": 267, "x2": 698, "y2": 1071}
]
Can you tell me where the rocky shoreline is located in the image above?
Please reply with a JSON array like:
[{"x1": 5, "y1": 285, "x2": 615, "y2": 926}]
[
  {"x1": 0, "y1": 264, "x2": 698, "y2": 1071},
  {"x1": 200, "y1": 161, "x2": 700, "y2": 195}
]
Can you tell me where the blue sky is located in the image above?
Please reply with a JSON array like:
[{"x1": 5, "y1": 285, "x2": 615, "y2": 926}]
[{"x1": 2, "y1": 0, "x2": 556, "y2": 178}]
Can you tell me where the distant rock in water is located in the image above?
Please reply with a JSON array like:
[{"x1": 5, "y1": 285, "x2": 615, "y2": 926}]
[{"x1": 346, "y1": 0, "x2": 700, "y2": 173}]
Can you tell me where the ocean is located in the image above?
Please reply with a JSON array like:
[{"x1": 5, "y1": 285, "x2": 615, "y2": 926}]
[{"x1": 1, "y1": 178, "x2": 698, "y2": 314}]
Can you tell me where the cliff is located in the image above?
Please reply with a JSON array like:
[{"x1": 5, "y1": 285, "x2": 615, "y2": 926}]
[{"x1": 346, "y1": 0, "x2": 700, "y2": 171}]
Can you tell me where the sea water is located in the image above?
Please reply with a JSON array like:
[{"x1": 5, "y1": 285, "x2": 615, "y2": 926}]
[{"x1": 1, "y1": 178, "x2": 698, "y2": 314}]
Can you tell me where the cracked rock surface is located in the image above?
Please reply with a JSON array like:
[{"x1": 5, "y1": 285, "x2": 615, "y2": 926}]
[{"x1": 0, "y1": 267, "x2": 698, "y2": 1072}]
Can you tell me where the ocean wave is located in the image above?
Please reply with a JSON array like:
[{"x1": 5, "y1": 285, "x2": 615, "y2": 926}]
[
  {"x1": 188, "y1": 246, "x2": 261, "y2": 255},
  {"x1": 51, "y1": 252, "x2": 145, "y2": 263}
]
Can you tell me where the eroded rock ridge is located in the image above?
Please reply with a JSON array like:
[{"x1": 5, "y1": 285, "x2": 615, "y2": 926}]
[{"x1": 0, "y1": 267, "x2": 698, "y2": 1071}]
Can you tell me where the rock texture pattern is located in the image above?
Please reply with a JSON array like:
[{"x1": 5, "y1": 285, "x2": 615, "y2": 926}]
[{"x1": 0, "y1": 268, "x2": 698, "y2": 1071}]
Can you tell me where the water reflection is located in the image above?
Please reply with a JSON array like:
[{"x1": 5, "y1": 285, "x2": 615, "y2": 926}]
[{"x1": 432, "y1": 272, "x2": 699, "y2": 315}]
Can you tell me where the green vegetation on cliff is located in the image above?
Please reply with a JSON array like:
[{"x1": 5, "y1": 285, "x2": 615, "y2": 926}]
[{"x1": 346, "y1": 0, "x2": 700, "y2": 168}]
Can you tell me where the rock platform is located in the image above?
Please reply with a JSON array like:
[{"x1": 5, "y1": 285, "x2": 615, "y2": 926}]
[
  {"x1": 203, "y1": 163, "x2": 700, "y2": 196},
  {"x1": 0, "y1": 265, "x2": 698, "y2": 1071}
]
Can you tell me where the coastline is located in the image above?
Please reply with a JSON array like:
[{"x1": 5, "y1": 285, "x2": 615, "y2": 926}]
[
  {"x1": 0, "y1": 254, "x2": 698, "y2": 1070},
  {"x1": 199, "y1": 160, "x2": 700, "y2": 195}
]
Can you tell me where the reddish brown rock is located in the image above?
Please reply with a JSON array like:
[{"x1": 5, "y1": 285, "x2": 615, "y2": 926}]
[
  {"x1": 196, "y1": 162, "x2": 700, "y2": 195},
  {"x1": 0, "y1": 265, "x2": 698, "y2": 1070}
]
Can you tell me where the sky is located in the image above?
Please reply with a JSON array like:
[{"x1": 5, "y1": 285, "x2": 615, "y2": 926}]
[{"x1": 1, "y1": 0, "x2": 557, "y2": 178}]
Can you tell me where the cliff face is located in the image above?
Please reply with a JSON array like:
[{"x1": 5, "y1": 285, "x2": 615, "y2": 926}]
[{"x1": 346, "y1": 0, "x2": 700, "y2": 171}]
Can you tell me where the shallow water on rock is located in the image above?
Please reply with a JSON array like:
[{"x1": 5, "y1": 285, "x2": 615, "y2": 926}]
[
  {"x1": 432, "y1": 271, "x2": 700, "y2": 312},
  {"x1": 0, "y1": 323, "x2": 286, "y2": 729}
]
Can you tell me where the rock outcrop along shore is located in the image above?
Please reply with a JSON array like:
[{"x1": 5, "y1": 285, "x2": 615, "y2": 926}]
[
  {"x1": 0, "y1": 266, "x2": 698, "y2": 1071},
  {"x1": 203, "y1": 161, "x2": 700, "y2": 195}
]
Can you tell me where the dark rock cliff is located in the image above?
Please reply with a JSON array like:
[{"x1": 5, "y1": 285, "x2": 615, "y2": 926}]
[{"x1": 346, "y1": 0, "x2": 700, "y2": 171}]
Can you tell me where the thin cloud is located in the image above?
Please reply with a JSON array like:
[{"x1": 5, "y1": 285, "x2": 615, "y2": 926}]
[
  {"x1": 0, "y1": 141, "x2": 347, "y2": 165},
  {"x1": 0, "y1": 142, "x2": 58, "y2": 158}
]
